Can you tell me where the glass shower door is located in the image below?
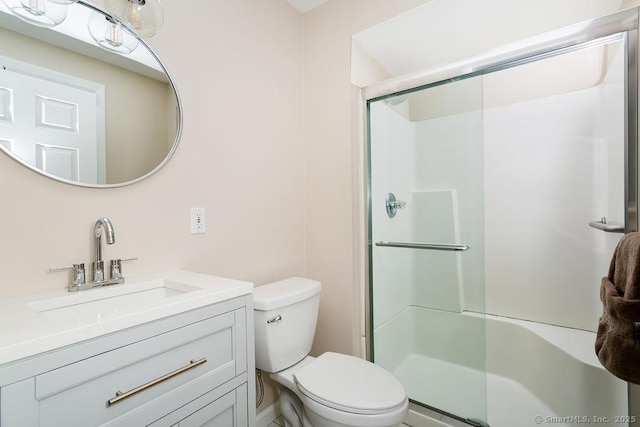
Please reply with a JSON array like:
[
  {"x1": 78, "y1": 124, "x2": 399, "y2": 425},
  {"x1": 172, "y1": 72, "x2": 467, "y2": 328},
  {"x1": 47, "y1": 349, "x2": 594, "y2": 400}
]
[
  {"x1": 367, "y1": 29, "x2": 631, "y2": 427},
  {"x1": 368, "y1": 75, "x2": 487, "y2": 424}
]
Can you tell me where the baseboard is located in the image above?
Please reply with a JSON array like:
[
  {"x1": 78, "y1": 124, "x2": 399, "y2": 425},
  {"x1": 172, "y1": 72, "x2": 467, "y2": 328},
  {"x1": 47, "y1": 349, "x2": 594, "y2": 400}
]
[{"x1": 256, "y1": 402, "x2": 282, "y2": 427}]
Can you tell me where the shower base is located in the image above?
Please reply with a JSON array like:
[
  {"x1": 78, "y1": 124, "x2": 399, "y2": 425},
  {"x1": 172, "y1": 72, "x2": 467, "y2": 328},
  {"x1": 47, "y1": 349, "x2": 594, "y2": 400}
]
[
  {"x1": 394, "y1": 353, "x2": 552, "y2": 427},
  {"x1": 374, "y1": 307, "x2": 628, "y2": 427}
]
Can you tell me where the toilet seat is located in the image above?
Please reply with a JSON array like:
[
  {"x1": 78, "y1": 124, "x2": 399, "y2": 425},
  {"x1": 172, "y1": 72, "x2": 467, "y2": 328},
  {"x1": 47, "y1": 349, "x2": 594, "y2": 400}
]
[{"x1": 293, "y1": 352, "x2": 407, "y2": 415}]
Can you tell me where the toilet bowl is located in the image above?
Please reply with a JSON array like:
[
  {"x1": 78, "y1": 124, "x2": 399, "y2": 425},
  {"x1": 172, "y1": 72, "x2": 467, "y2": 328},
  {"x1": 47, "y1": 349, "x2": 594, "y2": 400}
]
[{"x1": 253, "y1": 278, "x2": 408, "y2": 427}]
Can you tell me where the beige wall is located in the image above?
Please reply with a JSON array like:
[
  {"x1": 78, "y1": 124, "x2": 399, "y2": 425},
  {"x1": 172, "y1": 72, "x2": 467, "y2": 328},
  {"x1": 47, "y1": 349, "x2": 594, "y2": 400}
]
[
  {"x1": 0, "y1": 0, "x2": 306, "y2": 415},
  {"x1": 302, "y1": 0, "x2": 430, "y2": 361},
  {"x1": 0, "y1": 0, "x2": 306, "y2": 315},
  {"x1": 105, "y1": 71, "x2": 171, "y2": 183}
]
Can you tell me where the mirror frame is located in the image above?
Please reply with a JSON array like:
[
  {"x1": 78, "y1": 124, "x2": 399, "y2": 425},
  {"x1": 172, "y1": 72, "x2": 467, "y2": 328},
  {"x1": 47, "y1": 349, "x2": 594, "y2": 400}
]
[{"x1": 0, "y1": 0, "x2": 183, "y2": 188}]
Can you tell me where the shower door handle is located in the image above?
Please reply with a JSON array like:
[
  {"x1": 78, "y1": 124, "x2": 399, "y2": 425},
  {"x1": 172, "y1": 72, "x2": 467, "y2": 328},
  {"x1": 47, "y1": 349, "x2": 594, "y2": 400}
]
[
  {"x1": 589, "y1": 218, "x2": 624, "y2": 233},
  {"x1": 375, "y1": 241, "x2": 469, "y2": 251}
]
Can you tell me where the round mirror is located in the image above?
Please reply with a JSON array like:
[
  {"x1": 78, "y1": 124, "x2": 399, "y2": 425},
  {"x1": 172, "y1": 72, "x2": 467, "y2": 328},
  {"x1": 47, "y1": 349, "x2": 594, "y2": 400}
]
[{"x1": 0, "y1": 0, "x2": 181, "y2": 187}]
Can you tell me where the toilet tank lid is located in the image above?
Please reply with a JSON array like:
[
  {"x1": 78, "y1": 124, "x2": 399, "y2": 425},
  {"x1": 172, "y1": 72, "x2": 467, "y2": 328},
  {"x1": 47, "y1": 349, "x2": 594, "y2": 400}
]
[{"x1": 253, "y1": 277, "x2": 321, "y2": 311}]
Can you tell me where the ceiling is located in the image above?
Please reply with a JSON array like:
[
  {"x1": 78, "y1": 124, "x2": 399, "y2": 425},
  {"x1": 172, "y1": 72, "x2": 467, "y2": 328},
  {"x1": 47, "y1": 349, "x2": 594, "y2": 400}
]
[
  {"x1": 287, "y1": 0, "x2": 329, "y2": 13},
  {"x1": 352, "y1": 0, "x2": 625, "y2": 78}
]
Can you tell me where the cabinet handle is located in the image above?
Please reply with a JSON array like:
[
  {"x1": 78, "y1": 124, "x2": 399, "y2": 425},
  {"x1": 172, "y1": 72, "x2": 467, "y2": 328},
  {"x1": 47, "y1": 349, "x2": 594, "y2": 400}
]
[{"x1": 107, "y1": 358, "x2": 207, "y2": 406}]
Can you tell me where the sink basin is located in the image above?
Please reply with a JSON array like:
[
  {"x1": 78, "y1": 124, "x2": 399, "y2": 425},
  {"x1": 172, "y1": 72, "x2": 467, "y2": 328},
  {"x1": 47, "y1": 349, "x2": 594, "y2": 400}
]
[{"x1": 28, "y1": 279, "x2": 201, "y2": 325}]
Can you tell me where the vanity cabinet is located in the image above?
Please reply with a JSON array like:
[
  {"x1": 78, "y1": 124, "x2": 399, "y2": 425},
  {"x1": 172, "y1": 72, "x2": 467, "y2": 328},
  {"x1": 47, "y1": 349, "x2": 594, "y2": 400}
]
[{"x1": 0, "y1": 295, "x2": 255, "y2": 427}]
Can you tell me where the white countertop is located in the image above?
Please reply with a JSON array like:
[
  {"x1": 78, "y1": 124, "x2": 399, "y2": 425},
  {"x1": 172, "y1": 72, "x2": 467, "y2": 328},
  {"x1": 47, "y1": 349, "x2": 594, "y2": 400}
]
[{"x1": 0, "y1": 271, "x2": 253, "y2": 366}]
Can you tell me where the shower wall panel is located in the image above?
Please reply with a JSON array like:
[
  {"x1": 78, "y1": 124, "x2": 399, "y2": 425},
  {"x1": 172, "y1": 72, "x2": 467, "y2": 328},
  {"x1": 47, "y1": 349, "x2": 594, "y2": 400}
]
[
  {"x1": 373, "y1": 78, "x2": 624, "y2": 332},
  {"x1": 483, "y1": 43, "x2": 625, "y2": 332},
  {"x1": 414, "y1": 111, "x2": 485, "y2": 313},
  {"x1": 411, "y1": 190, "x2": 464, "y2": 312},
  {"x1": 369, "y1": 101, "x2": 416, "y2": 329}
]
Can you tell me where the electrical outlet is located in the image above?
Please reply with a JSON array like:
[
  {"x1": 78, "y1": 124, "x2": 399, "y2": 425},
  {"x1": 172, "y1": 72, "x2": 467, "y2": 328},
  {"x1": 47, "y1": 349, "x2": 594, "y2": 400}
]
[{"x1": 190, "y1": 208, "x2": 206, "y2": 234}]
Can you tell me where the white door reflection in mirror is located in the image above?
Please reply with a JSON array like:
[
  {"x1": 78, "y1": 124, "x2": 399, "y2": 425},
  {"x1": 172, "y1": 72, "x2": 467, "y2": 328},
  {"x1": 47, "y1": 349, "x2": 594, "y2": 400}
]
[{"x1": 0, "y1": 55, "x2": 105, "y2": 184}]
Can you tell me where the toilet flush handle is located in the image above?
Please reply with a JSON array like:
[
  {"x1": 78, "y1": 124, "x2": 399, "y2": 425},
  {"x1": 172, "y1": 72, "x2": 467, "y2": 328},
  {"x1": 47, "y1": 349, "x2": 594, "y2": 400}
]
[{"x1": 267, "y1": 315, "x2": 282, "y2": 324}]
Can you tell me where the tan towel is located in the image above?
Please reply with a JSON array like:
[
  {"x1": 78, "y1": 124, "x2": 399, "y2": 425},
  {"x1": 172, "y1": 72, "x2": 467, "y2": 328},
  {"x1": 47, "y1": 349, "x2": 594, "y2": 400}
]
[{"x1": 595, "y1": 232, "x2": 640, "y2": 384}]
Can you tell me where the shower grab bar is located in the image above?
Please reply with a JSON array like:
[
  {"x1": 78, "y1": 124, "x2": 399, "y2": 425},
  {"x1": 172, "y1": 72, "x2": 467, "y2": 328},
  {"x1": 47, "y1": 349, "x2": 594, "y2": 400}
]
[
  {"x1": 588, "y1": 218, "x2": 624, "y2": 233},
  {"x1": 375, "y1": 241, "x2": 469, "y2": 251}
]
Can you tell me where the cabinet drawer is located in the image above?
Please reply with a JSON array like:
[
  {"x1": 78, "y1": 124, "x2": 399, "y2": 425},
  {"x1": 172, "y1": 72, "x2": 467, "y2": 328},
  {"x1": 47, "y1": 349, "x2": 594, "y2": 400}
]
[
  {"x1": 1, "y1": 308, "x2": 247, "y2": 427},
  {"x1": 174, "y1": 383, "x2": 248, "y2": 427},
  {"x1": 147, "y1": 380, "x2": 248, "y2": 427}
]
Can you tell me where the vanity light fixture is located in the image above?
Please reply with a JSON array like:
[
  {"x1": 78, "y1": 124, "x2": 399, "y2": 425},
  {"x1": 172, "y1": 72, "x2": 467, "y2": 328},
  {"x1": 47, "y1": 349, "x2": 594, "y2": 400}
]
[
  {"x1": 87, "y1": 11, "x2": 139, "y2": 54},
  {"x1": 106, "y1": 0, "x2": 163, "y2": 38},
  {"x1": 0, "y1": 0, "x2": 73, "y2": 27}
]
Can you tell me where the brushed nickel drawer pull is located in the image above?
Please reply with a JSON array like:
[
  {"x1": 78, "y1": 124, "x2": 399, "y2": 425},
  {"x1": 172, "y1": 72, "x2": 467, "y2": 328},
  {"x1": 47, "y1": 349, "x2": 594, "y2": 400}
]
[
  {"x1": 375, "y1": 241, "x2": 469, "y2": 252},
  {"x1": 107, "y1": 358, "x2": 207, "y2": 406}
]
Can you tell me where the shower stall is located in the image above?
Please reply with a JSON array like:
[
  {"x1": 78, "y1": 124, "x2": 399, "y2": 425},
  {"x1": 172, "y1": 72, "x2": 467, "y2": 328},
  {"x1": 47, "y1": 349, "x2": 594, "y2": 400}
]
[{"x1": 365, "y1": 8, "x2": 638, "y2": 427}]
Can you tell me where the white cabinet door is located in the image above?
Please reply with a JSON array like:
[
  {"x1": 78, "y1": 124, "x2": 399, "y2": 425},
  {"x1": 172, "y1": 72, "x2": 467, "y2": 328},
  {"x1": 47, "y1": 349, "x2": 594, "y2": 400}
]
[
  {"x1": 0, "y1": 56, "x2": 105, "y2": 183},
  {"x1": 173, "y1": 384, "x2": 249, "y2": 427}
]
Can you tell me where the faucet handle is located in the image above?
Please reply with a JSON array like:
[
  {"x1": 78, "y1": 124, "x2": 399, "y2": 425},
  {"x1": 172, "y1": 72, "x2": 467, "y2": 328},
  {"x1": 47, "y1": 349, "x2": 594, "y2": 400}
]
[
  {"x1": 109, "y1": 259, "x2": 122, "y2": 280},
  {"x1": 50, "y1": 263, "x2": 86, "y2": 287},
  {"x1": 109, "y1": 257, "x2": 137, "y2": 280},
  {"x1": 92, "y1": 260, "x2": 105, "y2": 282}
]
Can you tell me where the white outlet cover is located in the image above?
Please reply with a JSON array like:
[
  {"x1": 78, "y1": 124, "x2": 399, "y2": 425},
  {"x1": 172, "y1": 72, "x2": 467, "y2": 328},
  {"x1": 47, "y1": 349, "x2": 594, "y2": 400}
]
[{"x1": 190, "y1": 207, "x2": 206, "y2": 234}]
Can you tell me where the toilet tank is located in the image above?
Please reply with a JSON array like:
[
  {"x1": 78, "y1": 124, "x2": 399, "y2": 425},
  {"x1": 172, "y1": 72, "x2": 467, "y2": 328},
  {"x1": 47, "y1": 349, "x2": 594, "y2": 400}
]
[{"x1": 253, "y1": 277, "x2": 321, "y2": 373}]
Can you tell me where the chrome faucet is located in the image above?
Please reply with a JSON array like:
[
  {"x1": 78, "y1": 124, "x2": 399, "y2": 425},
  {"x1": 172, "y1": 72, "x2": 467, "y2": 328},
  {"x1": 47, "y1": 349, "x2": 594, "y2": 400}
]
[
  {"x1": 50, "y1": 217, "x2": 137, "y2": 292},
  {"x1": 92, "y1": 217, "x2": 115, "y2": 282}
]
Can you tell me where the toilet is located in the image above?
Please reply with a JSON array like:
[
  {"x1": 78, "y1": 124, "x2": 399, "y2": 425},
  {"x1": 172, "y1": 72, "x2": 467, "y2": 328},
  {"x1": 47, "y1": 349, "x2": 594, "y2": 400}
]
[{"x1": 253, "y1": 277, "x2": 408, "y2": 427}]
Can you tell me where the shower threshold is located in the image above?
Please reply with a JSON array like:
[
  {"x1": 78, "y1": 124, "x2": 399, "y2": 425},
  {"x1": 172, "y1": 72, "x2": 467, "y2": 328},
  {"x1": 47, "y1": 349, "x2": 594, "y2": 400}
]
[
  {"x1": 395, "y1": 353, "x2": 487, "y2": 423},
  {"x1": 394, "y1": 353, "x2": 562, "y2": 427},
  {"x1": 409, "y1": 399, "x2": 490, "y2": 427}
]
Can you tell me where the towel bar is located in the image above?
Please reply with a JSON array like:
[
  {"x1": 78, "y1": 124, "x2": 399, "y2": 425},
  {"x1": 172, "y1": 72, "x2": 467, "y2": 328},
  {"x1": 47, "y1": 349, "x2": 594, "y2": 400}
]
[
  {"x1": 375, "y1": 241, "x2": 469, "y2": 251},
  {"x1": 589, "y1": 218, "x2": 624, "y2": 233}
]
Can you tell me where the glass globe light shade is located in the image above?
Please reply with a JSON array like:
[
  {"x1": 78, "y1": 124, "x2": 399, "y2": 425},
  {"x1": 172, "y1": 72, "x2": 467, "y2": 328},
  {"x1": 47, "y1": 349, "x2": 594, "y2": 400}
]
[
  {"x1": 1, "y1": 0, "x2": 67, "y2": 27},
  {"x1": 87, "y1": 11, "x2": 139, "y2": 55},
  {"x1": 106, "y1": 0, "x2": 163, "y2": 38}
]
